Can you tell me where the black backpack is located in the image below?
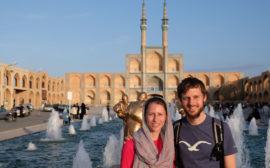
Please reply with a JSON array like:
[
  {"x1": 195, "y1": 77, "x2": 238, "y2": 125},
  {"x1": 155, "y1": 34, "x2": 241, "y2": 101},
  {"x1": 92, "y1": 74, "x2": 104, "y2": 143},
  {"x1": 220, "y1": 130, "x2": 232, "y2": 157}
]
[{"x1": 173, "y1": 117, "x2": 224, "y2": 168}]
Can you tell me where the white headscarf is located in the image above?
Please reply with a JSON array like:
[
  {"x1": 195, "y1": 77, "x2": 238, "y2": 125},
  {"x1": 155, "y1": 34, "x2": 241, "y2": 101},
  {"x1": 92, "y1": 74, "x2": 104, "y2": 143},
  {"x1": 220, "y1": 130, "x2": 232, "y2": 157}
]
[{"x1": 132, "y1": 97, "x2": 175, "y2": 168}]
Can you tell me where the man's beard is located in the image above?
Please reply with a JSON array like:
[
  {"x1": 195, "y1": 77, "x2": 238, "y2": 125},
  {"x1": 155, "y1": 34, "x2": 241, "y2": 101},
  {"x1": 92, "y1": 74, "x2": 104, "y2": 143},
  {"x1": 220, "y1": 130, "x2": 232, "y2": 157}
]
[{"x1": 184, "y1": 105, "x2": 204, "y2": 119}]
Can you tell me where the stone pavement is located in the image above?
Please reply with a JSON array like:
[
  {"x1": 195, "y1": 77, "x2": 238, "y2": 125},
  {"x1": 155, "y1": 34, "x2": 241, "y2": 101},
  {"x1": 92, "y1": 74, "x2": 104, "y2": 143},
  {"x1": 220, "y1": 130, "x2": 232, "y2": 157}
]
[
  {"x1": 0, "y1": 110, "x2": 51, "y2": 142},
  {"x1": 0, "y1": 106, "x2": 108, "y2": 142}
]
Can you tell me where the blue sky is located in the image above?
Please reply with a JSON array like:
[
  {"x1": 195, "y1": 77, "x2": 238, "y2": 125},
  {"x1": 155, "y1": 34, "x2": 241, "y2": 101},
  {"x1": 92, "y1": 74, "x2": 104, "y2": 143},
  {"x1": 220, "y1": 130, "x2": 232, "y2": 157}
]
[{"x1": 0, "y1": 0, "x2": 269, "y2": 78}]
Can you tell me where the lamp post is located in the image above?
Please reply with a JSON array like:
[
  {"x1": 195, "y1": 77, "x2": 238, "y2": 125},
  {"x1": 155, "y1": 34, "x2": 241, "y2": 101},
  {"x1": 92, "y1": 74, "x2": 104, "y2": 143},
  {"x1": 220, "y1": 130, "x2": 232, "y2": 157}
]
[{"x1": 2, "y1": 62, "x2": 17, "y2": 109}]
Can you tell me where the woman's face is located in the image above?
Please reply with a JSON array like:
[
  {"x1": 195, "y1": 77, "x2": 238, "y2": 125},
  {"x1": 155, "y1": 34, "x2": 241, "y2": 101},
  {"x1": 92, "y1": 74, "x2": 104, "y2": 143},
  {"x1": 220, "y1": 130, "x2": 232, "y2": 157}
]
[{"x1": 145, "y1": 102, "x2": 167, "y2": 135}]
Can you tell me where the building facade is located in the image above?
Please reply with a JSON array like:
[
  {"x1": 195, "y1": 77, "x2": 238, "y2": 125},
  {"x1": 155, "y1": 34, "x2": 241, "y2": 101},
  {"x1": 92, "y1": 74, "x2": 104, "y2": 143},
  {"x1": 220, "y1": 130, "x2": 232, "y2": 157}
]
[
  {"x1": 0, "y1": 62, "x2": 65, "y2": 109},
  {"x1": 65, "y1": 2, "x2": 243, "y2": 106},
  {"x1": 1, "y1": 2, "x2": 268, "y2": 109}
]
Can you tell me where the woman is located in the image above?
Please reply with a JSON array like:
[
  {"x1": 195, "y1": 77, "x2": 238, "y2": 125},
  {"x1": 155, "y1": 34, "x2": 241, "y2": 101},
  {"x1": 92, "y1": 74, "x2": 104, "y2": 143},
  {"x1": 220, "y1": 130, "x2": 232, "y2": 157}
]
[{"x1": 121, "y1": 96, "x2": 175, "y2": 168}]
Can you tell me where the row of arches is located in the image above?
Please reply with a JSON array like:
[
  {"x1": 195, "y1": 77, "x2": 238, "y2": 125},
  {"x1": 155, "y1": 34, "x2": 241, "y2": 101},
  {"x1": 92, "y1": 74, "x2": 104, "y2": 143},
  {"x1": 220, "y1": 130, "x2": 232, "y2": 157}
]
[
  {"x1": 71, "y1": 89, "x2": 179, "y2": 105},
  {"x1": 4, "y1": 71, "x2": 64, "y2": 92},
  {"x1": 186, "y1": 73, "x2": 240, "y2": 89},
  {"x1": 244, "y1": 76, "x2": 269, "y2": 93},
  {"x1": 70, "y1": 75, "x2": 126, "y2": 89},
  {"x1": 70, "y1": 74, "x2": 180, "y2": 90},
  {"x1": 245, "y1": 91, "x2": 269, "y2": 103},
  {"x1": 2, "y1": 88, "x2": 41, "y2": 107},
  {"x1": 1, "y1": 88, "x2": 65, "y2": 108}
]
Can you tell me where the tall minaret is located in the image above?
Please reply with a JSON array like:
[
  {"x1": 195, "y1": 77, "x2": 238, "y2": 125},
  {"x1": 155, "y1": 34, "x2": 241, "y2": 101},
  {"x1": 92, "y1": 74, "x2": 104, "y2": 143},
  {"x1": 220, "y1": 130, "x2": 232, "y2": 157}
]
[
  {"x1": 140, "y1": 0, "x2": 147, "y2": 47},
  {"x1": 162, "y1": 0, "x2": 168, "y2": 47},
  {"x1": 141, "y1": 0, "x2": 147, "y2": 91},
  {"x1": 162, "y1": 0, "x2": 169, "y2": 100}
]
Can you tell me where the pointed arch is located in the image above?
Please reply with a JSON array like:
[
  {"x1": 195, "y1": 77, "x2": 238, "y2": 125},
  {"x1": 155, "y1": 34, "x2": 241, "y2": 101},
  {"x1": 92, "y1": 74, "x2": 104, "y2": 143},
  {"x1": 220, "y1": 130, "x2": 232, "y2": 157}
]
[
  {"x1": 199, "y1": 74, "x2": 210, "y2": 87},
  {"x1": 168, "y1": 59, "x2": 179, "y2": 72},
  {"x1": 213, "y1": 74, "x2": 224, "y2": 88},
  {"x1": 146, "y1": 76, "x2": 163, "y2": 92},
  {"x1": 85, "y1": 75, "x2": 96, "y2": 88},
  {"x1": 129, "y1": 59, "x2": 141, "y2": 72},
  {"x1": 115, "y1": 75, "x2": 125, "y2": 88},
  {"x1": 129, "y1": 75, "x2": 141, "y2": 88},
  {"x1": 253, "y1": 81, "x2": 257, "y2": 92},
  {"x1": 228, "y1": 74, "x2": 239, "y2": 83},
  {"x1": 29, "y1": 76, "x2": 34, "y2": 89},
  {"x1": 14, "y1": 73, "x2": 20, "y2": 87},
  {"x1": 5, "y1": 70, "x2": 12, "y2": 86},
  {"x1": 168, "y1": 75, "x2": 179, "y2": 88},
  {"x1": 100, "y1": 90, "x2": 110, "y2": 104},
  {"x1": 100, "y1": 75, "x2": 111, "y2": 88},
  {"x1": 22, "y1": 75, "x2": 27, "y2": 88},
  {"x1": 85, "y1": 90, "x2": 95, "y2": 104},
  {"x1": 146, "y1": 51, "x2": 162, "y2": 72}
]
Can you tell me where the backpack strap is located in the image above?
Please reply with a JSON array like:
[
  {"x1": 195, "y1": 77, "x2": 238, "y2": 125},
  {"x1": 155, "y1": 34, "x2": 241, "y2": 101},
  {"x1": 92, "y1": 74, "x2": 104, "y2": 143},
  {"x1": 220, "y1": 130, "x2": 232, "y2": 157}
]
[
  {"x1": 173, "y1": 119, "x2": 182, "y2": 167},
  {"x1": 211, "y1": 117, "x2": 224, "y2": 168}
]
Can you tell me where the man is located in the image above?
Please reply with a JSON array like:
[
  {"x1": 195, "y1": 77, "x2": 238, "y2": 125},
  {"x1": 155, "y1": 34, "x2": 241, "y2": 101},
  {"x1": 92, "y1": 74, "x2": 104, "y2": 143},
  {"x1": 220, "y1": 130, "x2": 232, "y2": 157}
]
[{"x1": 174, "y1": 77, "x2": 237, "y2": 168}]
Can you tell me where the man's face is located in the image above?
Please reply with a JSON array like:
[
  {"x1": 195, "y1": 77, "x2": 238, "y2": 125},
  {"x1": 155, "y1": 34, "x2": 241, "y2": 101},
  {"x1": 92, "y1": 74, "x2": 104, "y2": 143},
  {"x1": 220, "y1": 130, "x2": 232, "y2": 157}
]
[{"x1": 180, "y1": 87, "x2": 206, "y2": 119}]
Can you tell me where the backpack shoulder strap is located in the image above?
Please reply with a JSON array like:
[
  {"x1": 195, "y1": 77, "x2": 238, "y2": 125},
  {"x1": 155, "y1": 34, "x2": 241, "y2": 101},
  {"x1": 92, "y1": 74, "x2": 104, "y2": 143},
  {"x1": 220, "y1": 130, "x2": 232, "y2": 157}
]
[
  {"x1": 173, "y1": 119, "x2": 182, "y2": 145},
  {"x1": 213, "y1": 118, "x2": 224, "y2": 143},
  {"x1": 173, "y1": 119, "x2": 182, "y2": 167},
  {"x1": 211, "y1": 117, "x2": 224, "y2": 167}
]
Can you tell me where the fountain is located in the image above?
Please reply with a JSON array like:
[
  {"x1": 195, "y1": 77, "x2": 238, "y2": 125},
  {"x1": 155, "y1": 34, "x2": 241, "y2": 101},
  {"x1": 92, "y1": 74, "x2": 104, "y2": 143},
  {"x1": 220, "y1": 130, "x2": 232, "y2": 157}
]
[
  {"x1": 89, "y1": 116, "x2": 96, "y2": 127},
  {"x1": 73, "y1": 140, "x2": 92, "y2": 168},
  {"x1": 103, "y1": 127, "x2": 123, "y2": 168},
  {"x1": 169, "y1": 102, "x2": 181, "y2": 122},
  {"x1": 41, "y1": 110, "x2": 64, "y2": 141},
  {"x1": 98, "y1": 118, "x2": 104, "y2": 124},
  {"x1": 101, "y1": 107, "x2": 109, "y2": 122},
  {"x1": 69, "y1": 124, "x2": 76, "y2": 135},
  {"x1": 80, "y1": 116, "x2": 90, "y2": 131},
  {"x1": 0, "y1": 117, "x2": 122, "y2": 167},
  {"x1": 249, "y1": 118, "x2": 258, "y2": 136},
  {"x1": 1, "y1": 105, "x2": 270, "y2": 167},
  {"x1": 27, "y1": 142, "x2": 37, "y2": 151},
  {"x1": 208, "y1": 105, "x2": 215, "y2": 118},
  {"x1": 228, "y1": 104, "x2": 250, "y2": 167}
]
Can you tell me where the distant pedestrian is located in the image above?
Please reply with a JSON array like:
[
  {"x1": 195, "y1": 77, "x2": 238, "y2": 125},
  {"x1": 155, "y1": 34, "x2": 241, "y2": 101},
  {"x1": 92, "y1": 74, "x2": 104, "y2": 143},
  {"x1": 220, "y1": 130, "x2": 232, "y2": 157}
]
[
  {"x1": 80, "y1": 103, "x2": 86, "y2": 119},
  {"x1": 106, "y1": 104, "x2": 110, "y2": 117},
  {"x1": 19, "y1": 104, "x2": 24, "y2": 117},
  {"x1": 71, "y1": 105, "x2": 77, "y2": 119},
  {"x1": 76, "y1": 103, "x2": 80, "y2": 119}
]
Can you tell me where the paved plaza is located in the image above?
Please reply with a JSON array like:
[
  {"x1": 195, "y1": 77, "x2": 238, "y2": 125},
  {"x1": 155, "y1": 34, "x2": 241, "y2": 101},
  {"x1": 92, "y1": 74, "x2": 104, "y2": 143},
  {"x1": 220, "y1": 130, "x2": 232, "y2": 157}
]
[
  {"x1": 0, "y1": 106, "x2": 106, "y2": 142},
  {"x1": 0, "y1": 110, "x2": 51, "y2": 142}
]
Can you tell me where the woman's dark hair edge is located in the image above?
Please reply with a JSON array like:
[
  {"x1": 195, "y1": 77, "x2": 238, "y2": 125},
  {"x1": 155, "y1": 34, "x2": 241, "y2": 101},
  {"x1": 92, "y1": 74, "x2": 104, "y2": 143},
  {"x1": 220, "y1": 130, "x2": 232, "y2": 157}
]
[{"x1": 144, "y1": 97, "x2": 168, "y2": 115}]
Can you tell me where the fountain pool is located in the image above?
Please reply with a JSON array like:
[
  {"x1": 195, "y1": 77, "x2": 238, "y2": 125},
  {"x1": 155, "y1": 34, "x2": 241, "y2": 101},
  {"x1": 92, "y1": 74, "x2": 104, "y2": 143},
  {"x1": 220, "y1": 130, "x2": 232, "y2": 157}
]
[
  {"x1": 0, "y1": 118, "x2": 122, "y2": 168},
  {"x1": 0, "y1": 116, "x2": 268, "y2": 167}
]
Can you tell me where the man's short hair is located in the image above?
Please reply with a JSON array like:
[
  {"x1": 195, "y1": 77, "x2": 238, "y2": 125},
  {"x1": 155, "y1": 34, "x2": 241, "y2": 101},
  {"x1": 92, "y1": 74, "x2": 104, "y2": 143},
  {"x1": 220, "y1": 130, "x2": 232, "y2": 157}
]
[{"x1": 177, "y1": 77, "x2": 207, "y2": 99}]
